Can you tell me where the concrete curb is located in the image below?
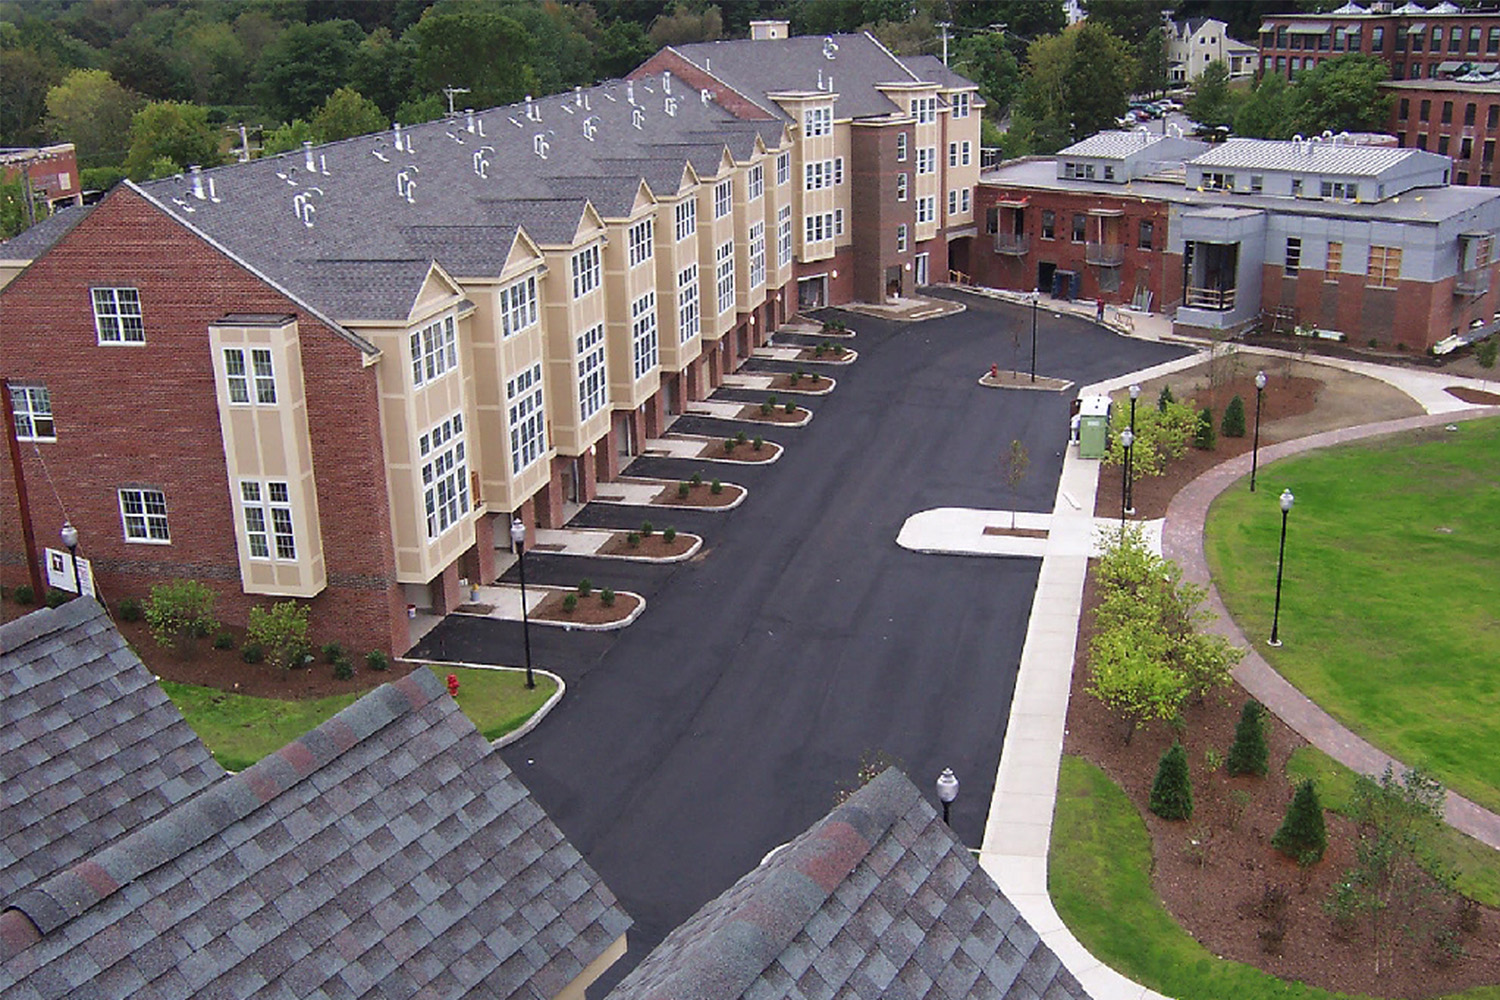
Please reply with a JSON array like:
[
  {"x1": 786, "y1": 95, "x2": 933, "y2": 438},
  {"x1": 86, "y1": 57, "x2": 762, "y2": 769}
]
[
  {"x1": 685, "y1": 405, "x2": 813, "y2": 429},
  {"x1": 453, "y1": 584, "x2": 648, "y2": 631},
  {"x1": 594, "y1": 476, "x2": 750, "y2": 511},
  {"x1": 572, "y1": 533, "x2": 704, "y2": 564},
  {"x1": 644, "y1": 433, "x2": 786, "y2": 465},
  {"x1": 978, "y1": 373, "x2": 1074, "y2": 393},
  {"x1": 398, "y1": 658, "x2": 566, "y2": 748}
]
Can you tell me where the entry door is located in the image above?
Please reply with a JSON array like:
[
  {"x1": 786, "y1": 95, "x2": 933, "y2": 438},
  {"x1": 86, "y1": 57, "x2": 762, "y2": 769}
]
[
  {"x1": 798, "y1": 275, "x2": 828, "y2": 311},
  {"x1": 914, "y1": 252, "x2": 929, "y2": 286}
]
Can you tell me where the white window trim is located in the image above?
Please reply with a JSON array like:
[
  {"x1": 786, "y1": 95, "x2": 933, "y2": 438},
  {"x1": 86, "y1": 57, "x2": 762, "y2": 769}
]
[
  {"x1": 674, "y1": 199, "x2": 696, "y2": 242},
  {"x1": 715, "y1": 241, "x2": 735, "y2": 315},
  {"x1": 631, "y1": 291, "x2": 659, "y2": 380},
  {"x1": 571, "y1": 244, "x2": 602, "y2": 299},
  {"x1": 677, "y1": 264, "x2": 700, "y2": 344},
  {"x1": 224, "y1": 347, "x2": 278, "y2": 405},
  {"x1": 420, "y1": 412, "x2": 469, "y2": 541},
  {"x1": 92, "y1": 287, "x2": 145, "y2": 345},
  {"x1": 714, "y1": 179, "x2": 733, "y2": 219},
  {"x1": 239, "y1": 479, "x2": 297, "y2": 561},
  {"x1": 777, "y1": 206, "x2": 792, "y2": 268},
  {"x1": 410, "y1": 314, "x2": 458, "y2": 389},
  {"x1": 507, "y1": 364, "x2": 546, "y2": 475},
  {"x1": 501, "y1": 274, "x2": 539, "y2": 338},
  {"x1": 776, "y1": 152, "x2": 791, "y2": 186},
  {"x1": 11, "y1": 384, "x2": 55, "y2": 442},
  {"x1": 896, "y1": 224, "x2": 908, "y2": 252},
  {"x1": 577, "y1": 324, "x2": 607, "y2": 420},
  {"x1": 748, "y1": 163, "x2": 764, "y2": 201},
  {"x1": 749, "y1": 220, "x2": 766, "y2": 289},
  {"x1": 628, "y1": 218, "x2": 654, "y2": 268},
  {"x1": 119, "y1": 487, "x2": 170, "y2": 544}
]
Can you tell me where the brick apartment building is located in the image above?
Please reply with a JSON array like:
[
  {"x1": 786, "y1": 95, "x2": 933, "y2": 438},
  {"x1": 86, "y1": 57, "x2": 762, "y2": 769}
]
[
  {"x1": 1387, "y1": 76, "x2": 1500, "y2": 183},
  {"x1": 1259, "y1": 3, "x2": 1500, "y2": 83},
  {"x1": 0, "y1": 143, "x2": 84, "y2": 214},
  {"x1": 974, "y1": 129, "x2": 1500, "y2": 347},
  {"x1": 0, "y1": 29, "x2": 980, "y2": 657}
]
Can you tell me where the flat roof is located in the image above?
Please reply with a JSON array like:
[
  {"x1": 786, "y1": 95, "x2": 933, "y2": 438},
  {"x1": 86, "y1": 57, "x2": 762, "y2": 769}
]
[{"x1": 1384, "y1": 77, "x2": 1500, "y2": 92}]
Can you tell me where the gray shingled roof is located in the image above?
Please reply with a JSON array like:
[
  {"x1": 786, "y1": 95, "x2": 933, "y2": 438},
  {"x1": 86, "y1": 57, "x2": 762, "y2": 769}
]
[
  {"x1": 902, "y1": 55, "x2": 982, "y2": 93},
  {"x1": 607, "y1": 768, "x2": 1090, "y2": 1000},
  {"x1": 0, "y1": 204, "x2": 94, "y2": 262},
  {"x1": 0, "y1": 600, "x2": 225, "y2": 906},
  {"x1": 0, "y1": 661, "x2": 631, "y2": 998}
]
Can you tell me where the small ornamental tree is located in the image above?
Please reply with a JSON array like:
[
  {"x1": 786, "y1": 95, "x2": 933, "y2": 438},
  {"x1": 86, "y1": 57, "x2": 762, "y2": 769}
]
[
  {"x1": 145, "y1": 579, "x2": 219, "y2": 650},
  {"x1": 1222, "y1": 394, "x2": 1247, "y2": 438},
  {"x1": 1477, "y1": 337, "x2": 1498, "y2": 368},
  {"x1": 246, "y1": 601, "x2": 311, "y2": 671},
  {"x1": 1150, "y1": 741, "x2": 1194, "y2": 820},
  {"x1": 1194, "y1": 406, "x2": 1217, "y2": 450},
  {"x1": 1273, "y1": 779, "x2": 1328, "y2": 865},
  {"x1": 1227, "y1": 700, "x2": 1269, "y2": 776},
  {"x1": 1157, "y1": 384, "x2": 1175, "y2": 412}
]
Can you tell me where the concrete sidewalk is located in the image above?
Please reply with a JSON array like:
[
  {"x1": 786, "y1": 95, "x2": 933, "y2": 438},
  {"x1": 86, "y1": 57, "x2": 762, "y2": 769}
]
[{"x1": 897, "y1": 508, "x2": 1164, "y2": 560}]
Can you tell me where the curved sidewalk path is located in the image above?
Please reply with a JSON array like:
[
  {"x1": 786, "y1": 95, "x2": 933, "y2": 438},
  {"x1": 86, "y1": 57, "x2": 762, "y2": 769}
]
[{"x1": 1161, "y1": 407, "x2": 1500, "y2": 850}]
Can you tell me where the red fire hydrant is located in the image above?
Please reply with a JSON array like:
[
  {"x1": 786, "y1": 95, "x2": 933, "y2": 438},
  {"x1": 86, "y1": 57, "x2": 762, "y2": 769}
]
[
  {"x1": 990, "y1": 363, "x2": 999, "y2": 378},
  {"x1": 447, "y1": 673, "x2": 460, "y2": 698}
]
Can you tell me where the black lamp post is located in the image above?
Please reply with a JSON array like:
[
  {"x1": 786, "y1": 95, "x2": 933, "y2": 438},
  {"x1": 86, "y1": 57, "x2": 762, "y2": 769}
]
[
  {"x1": 1250, "y1": 370, "x2": 1267, "y2": 492},
  {"x1": 1120, "y1": 427, "x2": 1135, "y2": 522},
  {"x1": 1029, "y1": 288, "x2": 1039, "y2": 383},
  {"x1": 1268, "y1": 488, "x2": 1294, "y2": 647},
  {"x1": 60, "y1": 521, "x2": 81, "y2": 597},
  {"x1": 1127, "y1": 383, "x2": 1140, "y2": 514},
  {"x1": 510, "y1": 517, "x2": 536, "y2": 688},
  {"x1": 936, "y1": 768, "x2": 959, "y2": 826}
]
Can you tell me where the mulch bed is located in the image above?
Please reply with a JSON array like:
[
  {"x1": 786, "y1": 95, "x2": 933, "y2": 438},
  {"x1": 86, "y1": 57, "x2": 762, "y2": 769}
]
[
  {"x1": 705, "y1": 440, "x2": 779, "y2": 461},
  {"x1": 651, "y1": 480, "x2": 743, "y2": 507},
  {"x1": 733, "y1": 404, "x2": 808, "y2": 424},
  {"x1": 1068, "y1": 575, "x2": 1500, "y2": 998},
  {"x1": 598, "y1": 532, "x2": 695, "y2": 558},
  {"x1": 1447, "y1": 385, "x2": 1500, "y2": 406},
  {"x1": 531, "y1": 589, "x2": 639, "y2": 625},
  {"x1": 794, "y1": 347, "x2": 851, "y2": 362},
  {"x1": 982, "y1": 526, "x2": 1048, "y2": 539},
  {"x1": 765, "y1": 373, "x2": 831, "y2": 392},
  {"x1": 1095, "y1": 370, "x2": 1323, "y2": 520}
]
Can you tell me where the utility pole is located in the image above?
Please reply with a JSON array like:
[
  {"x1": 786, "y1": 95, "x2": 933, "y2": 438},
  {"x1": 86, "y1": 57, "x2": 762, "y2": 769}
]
[
  {"x1": 938, "y1": 22, "x2": 952, "y2": 66},
  {"x1": 1, "y1": 382, "x2": 47, "y2": 602},
  {"x1": 443, "y1": 87, "x2": 471, "y2": 116}
]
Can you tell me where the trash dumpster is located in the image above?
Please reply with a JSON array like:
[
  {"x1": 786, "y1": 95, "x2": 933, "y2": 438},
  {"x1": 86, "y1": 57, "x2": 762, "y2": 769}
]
[{"x1": 1076, "y1": 395, "x2": 1113, "y2": 458}]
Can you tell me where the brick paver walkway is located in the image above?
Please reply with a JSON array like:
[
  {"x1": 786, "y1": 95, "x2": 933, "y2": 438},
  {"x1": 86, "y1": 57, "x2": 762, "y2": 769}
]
[{"x1": 1162, "y1": 408, "x2": 1500, "y2": 850}]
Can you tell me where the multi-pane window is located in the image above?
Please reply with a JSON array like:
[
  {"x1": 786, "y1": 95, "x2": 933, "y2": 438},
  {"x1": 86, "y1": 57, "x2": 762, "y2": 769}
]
[
  {"x1": 507, "y1": 364, "x2": 546, "y2": 475},
  {"x1": 714, "y1": 179, "x2": 732, "y2": 219},
  {"x1": 1285, "y1": 237, "x2": 1302, "y2": 275},
  {"x1": 631, "y1": 293, "x2": 659, "y2": 380},
  {"x1": 896, "y1": 224, "x2": 908, "y2": 252},
  {"x1": 913, "y1": 96, "x2": 937, "y2": 124},
  {"x1": 805, "y1": 160, "x2": 834, "y2": 190},
  {"x1": 571, "y1": 244, "x2": 601, "y2": 298},
  {"x1": 896, "y1": 173, "x2": 908, "y2": 201},
  {"x1": 628, "y1": 218, "x2": 654, "y2": 268},
  {"x1": 577, "y1": 323, "x2": 606, "y2": 421},
  {"x1": 917, "y1": 147, "x2": 935, "y2": 175},
  {"x1": 805, "y1": 211, "x2": 842, "y2": 241},
  {"x1": 916, "y1": 196, "x2": 935, "y2": 224},
  {"x1": 677, "y1": 264, "x2": 700, "y2": 343},
  {"x1": 420, "y1": 413, "x2": 468, "y2": 540},
  {"x1": 960, "y1": 188, "x2": 970, "y2": 212},
  {"x1": 1041, "y1": 210, "x2": 1056, "y2": 239},
  {"x1": 675, "y1": 199, "x2": 696, "y2": 241},
  {"x1": 119, "y1": 488, "x2": 170, "y2": 543},
  {"x1": 896, "y1": 133, "x2": 908, "y2": 161},
  {"x1": 804, "y1": 106, "x2": 832, "y2": 137},
  {"x1": 10, "y1": 385, "x2": 53, "y2": 441},
  {"x1": 777, "y1": 205, "x2": 792, "y2": 267},
  {"x1": 224, "y1": 348, "x2": 277, "y2": 404},
  {"x1": 1138, "y1": 220, "x2": 1154, "y2": 250},
  {"x1": 948, "y1": 142, "x2": 971, "y2": 168},
  {"x1": 410, "y1": 315, "x2": 457, "y2": 388},
  {"x1": 1368, "y1": 245, "x2": 1402, "y2": 288},
  {"x1": 715, "y1": 241, "x2": 735, "y2": 314},
  {"x1": 92, "y1": 288, "x2": 144, "y2": 344},
  {"x1": 747, "y1": 164, "x2": 764, "y2": 201},
  {"x1": 1320, "y1": 180, "x2": 1357, "y2": 199},
  {"x1": 748, "y1": 221, "x2": 766, "y2": 289},
  {"x1": 948, "y1": 190, "x2": 958, "y2": 215},
  {"x1": 240, "y1": 480, "x2": 296, "y2": 560},
  {"x1": 776, "y1": 151, "x2": 791, "y2": 185},
  {"x1": 952, "y1": 92, "x2": 971, "y2": 118},
  {"x1": 1071, "y1": 214, "x2": 1086, "y2": 242},
  {"x1": 501, "y1": 275, "x2": 538, "y2": 337},
  {"x1": 1325, "y1": 241, "x2": 1342, "y2": 276}
]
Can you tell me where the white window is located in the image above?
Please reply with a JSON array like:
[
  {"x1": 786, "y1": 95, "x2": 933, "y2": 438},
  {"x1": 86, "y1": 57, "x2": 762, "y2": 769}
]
[
  {"x1": 835, "y1": 157, "x2": 844, "y2": 184},
  {"x1": 914, "y1": 96, "x2": 937, "y2": 124},
  {"x1": 747, "y1": 163, "x2": 764, "y2": 201},
  {"x1": 714, "y1": 179, "x2": 732, "y2": 219},
  {"x1": 749, "y1": 221, "x2": 766, "y2": 289},
  {"x1": 500, "y1": 275, "x2": 538, "y2": 337},
  {"x1": 896, "y1": 173, "x2": 908, "y2": 201},
  {"x1": 953, "y1": 92, "x2": 971, "y2": 118},
  {"x1": 917, "y1": 196, "x2": 935, "y2": 224},
  {"x1": 949, "y1": 142, "x2": 959, "y2": 168},
  {"x1": 577, "y1": 323, "x2": 606, "y2": 420},
  {"x1": 507, "y1": 364, "x2": 546, "y2": 475},
  {"x1": 949, "y1": 190, "x2": 958, "y2": 215},
  {"x1": 961, "y1": 140, "x2": 972, "y2": 166},
  {"x1": 420, "y1": 412, "x2": 469, "y2": 540},
  {"x1": 630, "y1": 292, "x2": 659, "y2": 380},
  {"x1": 896, "y1": 133, "x2": 908, "y2": 161},
  {"x1": 715, "y1": 241, "x2": 735, "y2": 314},
  {"x1": 804, "y1": 106, "x2": 832, "y2": 137},
  {"x1": 834, "y1": 209, "x2": 844, "y2": 237},
  {"x1": 677, "y1": 264, "x2": 700, "y2": 343},
  {"x1": 897, "y1": 224, "x2": 908, "y2": 252},
  {"x1": 10, "y1": 385, "x2": 53, "y2": 441},
  {"x1": 92, "y1": 288, "x2": 144, "y2": 344},
  {"x1": 961, "y1": 188, "x2": 971, "y2": 212},
  {"x1": 628, "y1": 218, "x2": 654, "y2": 268},
  {"x1": 410, "y1": 315, "x2": 458, "y2": 388},
  {"x1": 571, "y1": 244, "x2": 601, "y2": 299},
  {"x1": 776, "y1": 152, "x2": 791, "y2": 186},
  {"x1": 224, "y1": 347, "x2": 277, "y2": 405},
  {"x1": 240, "y1": 480, "x2": 296, "y2": 560},
  {"x1": 674, "y1": 199, "x2": 696, "y2": 241},
  {"x1": 777, "y1": 205, "x2": 792, "y2": 267},
  {"x1": 917, "y1": 147, "x2": 935, "y2": 175},
  {"x1": 119, "y1": 487, "x2": 169, "y2": 543},
  {"x1": 805, "y1": 213, "x2": 825, "y2": 243},
  {"x1": 805, "y1": 159, "x2": 839, "y2": 191}
]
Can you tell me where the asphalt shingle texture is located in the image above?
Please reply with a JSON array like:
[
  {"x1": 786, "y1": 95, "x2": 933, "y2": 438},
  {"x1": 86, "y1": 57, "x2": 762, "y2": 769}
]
[
  {"x1": 606, "y1": 768, "x2": 1091, "y2": 1000},
  {"x1": 0, "y1": 621, "x2": 630, "y2": 999}
]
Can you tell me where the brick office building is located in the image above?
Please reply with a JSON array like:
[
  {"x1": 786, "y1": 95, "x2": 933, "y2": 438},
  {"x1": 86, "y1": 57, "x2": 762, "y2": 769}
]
[
  {"x1": 1387, "y1": 76, "x2": 1500, "y2": 184},
  {"x1": 975, "y1": 130, "x2": 1500, "y2": 348}
]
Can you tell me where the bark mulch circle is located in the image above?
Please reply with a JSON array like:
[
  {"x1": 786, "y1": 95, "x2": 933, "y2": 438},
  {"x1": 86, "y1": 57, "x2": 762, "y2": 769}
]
[
  {"x1": 598, "y1": 532, "x2": 695, "y2": 558},
  {"x1": 1446, "y1": 385, "x2": 1500, "y2": 406},
  {"x1": 532, "y1": 589, "x2": 639, "y2": 625},
  {"x1": 734, "y1": 404, "x2": 809, "y2": 424},
  {"x1": 651, "y1": 480, "x2": 743, "y2": 507}
]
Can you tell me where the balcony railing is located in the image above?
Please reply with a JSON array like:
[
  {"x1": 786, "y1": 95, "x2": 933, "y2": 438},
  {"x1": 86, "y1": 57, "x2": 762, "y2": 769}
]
[
  {"x1": 1186, "y1": 286, "x2": 1236, "y2": 311},
  {"x1": 1085, "y1": 241, "x2": 1124, "y2": 266},
  {"x1": 993, "y1": 233, "x2": 1030, "y2": 255},
  {"x1": 1455, "y1": 268, "x2": 1491, "y2": 296}
]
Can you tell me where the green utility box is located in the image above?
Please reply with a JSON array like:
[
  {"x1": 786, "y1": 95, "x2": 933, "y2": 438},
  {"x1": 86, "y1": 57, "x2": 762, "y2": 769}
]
[{"x1": 1076, "y1": 395, "x2": 1113, "y2": 459}]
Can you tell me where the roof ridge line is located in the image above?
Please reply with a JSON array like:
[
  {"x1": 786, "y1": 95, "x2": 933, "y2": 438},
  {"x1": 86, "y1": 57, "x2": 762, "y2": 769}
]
[
  {"x1": 0, "y1": 670, "x2": 442, "y2": 955},
  {"x1": 0, "y1": 598, "x2": 106, "y2": 657}
]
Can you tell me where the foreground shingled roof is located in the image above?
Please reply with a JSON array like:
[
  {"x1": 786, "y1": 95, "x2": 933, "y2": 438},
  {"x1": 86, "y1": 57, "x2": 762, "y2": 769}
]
[
  {"x1": 607, "y1": 768, "x2": 1090, "y2": 1000},
  {"x1": 0, "y1": 609, "x2": 630, "y2": 999}
]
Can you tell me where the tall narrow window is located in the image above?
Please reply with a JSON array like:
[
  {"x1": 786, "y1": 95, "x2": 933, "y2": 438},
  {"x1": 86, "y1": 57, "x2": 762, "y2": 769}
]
[
  {"x1": 776, "y1": 152, "x2": 790, "y2": 185},
  {"x1": 1367, "y1": 245, "x2": 1402, "y2": 288},
  {"x1": 896, "y1": 172, "x2": 909, "y2": 201},
  {"x1": 1285, "y1": 237, "x2": 1302, "y2": 275},
  {"x1": 571, "y1": 244, "x2": 601, "y2": 298},
  {"x1": 674, "y1": 199, "x2": 696, "y2": 241},
  {"x1": 507, "y1": 364, "x2": 546, "y2": 475},
  {"x1": 896, "y1": 133, "x2": 908, "y2": 161},
  {"x1": 627, "y1": 218, "x2": 654, "y2": 268},
  {"x1": 714, "y1": 179, "x2": 732, "y2": 219},
  {"x1": 748, "y1": 220, "x2": 766, "y2": 289},
  {"x1": 1325, "y1": 241, "x2": 1343, "y2": 276},
  {"x1": 240, "y1": 480, "x2": 296, "y2": 560},
  {"x1": 715, "y1": 241, "x2": 735, "y2": 314},
  {"x1": 10, "y1": 385, "x2": 54, "y2": 441},
  {"x1": 777, "y1": 205, "x2": 792, "y2": 267},
  {"x1": 747, "y1": 163, "x2": 764, "y2": 201},
  {"x1": 631, "y1": 291, "x2": 659, "y2": 379},
  {"x1": 420, "y1": 412, "x2": 469, "y2": 540},
  {"x1": 577, "y1": 323, "x2": 606, "y2": 420},
  {"x1": 500, "y1": 275, "x2": 539, "y2": 337},
  {"x1": 677, "y1": 264, "x2": 700, "y2": 343}
]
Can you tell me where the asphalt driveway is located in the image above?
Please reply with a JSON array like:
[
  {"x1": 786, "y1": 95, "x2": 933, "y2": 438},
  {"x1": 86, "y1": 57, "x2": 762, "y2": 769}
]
[{"x1": 409, "y1": 290, "x2": 1187, "y2": 984}]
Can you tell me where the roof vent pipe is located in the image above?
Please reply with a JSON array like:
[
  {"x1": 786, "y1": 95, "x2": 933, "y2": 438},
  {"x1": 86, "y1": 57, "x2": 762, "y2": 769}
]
[
  {"x1": 465, "y1": 109, "x2": 476, "y2": 133},
  {"x1": 575, "y1": 85, "x2": 584, "y2": 107},
  {"x1": 627, "y1": 80, "x2": 636, "y2": 105},
  {"x1": 827, "y1": 73, "x2": 833, "y2": 92},
  {"x1": 207, "y1": 177, "x2": 219, "y2": 202},
  {"x1": 663, "y1": 71, "x2": 672, "y2": 94},
  {"x1": 303, "y1": 141, "x2": 316, "y2": 172},
  {"x1": 525, "y1": 95, "x2": 538, "y2": 121},
  {"x1": 701, "y1": 88, "x2": 712, "y2": 105},
  {"x1": 190, "y1": 165, "x2": 206, "y2": 200},
  {"x1": 818, "y1": 68, "x2": 824, "y2": 90},
  {"x1": 320, "y1": 154, "x2": 329, "y2": 176},
  {"x1": 393, "y1": 122, "x2": 403, "y2": 149}
]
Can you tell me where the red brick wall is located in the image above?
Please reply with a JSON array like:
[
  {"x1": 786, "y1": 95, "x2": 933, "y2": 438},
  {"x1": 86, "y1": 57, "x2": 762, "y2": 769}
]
[
  {"x1": 1389, "y1": 87, "x2": 1500, "y2": 186},
  {"x1": 0, "y1": 185, "x2": 408, "y2": 658}
]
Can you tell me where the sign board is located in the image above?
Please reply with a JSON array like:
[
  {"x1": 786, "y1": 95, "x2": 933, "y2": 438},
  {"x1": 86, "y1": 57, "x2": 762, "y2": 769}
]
[{"x1": 43, "y1": 548, "x2": 95, "y2": 597}]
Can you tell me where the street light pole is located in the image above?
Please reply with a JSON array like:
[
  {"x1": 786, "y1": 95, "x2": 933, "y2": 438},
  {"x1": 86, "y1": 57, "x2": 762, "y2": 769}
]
[
  {"x1": 1029, "y1": 289, "x2": 1039, "y2": 383},
  {"x1": 935, "y1": 768, "x2": 959, "y2": 826},
  {"x1": 1268, "y1": 488, "x2": 1294, "y2": 647},
  {"x1": 510, "y1": 518, "x2": 536, "y2": 688},
  {"x1": 60, "y1": 521, "x2": 81, "y2": 597},
  {"x1": 1127, "y1": 383, "x2": 1140, "y2": 516},
  {"x1": 1120, "y1": 427, "x2": 1135, "y2": 523},
  {"x1": 1250, "y1": 370, "x2": 1267, "y2": 492}
]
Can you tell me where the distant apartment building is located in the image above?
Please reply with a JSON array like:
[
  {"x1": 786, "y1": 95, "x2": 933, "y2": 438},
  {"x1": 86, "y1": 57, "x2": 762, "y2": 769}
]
[
  {"x1": 974, "y1": 129, "x2": 1500, "y2": 349},
  {"x1": 1387, "y1": 76, "x2": 1500, "y2": 184},
  {"x1": 1167, "y1": 17, "x2": 1258, "y2": 84},
  {"x1": 0, "y1": 143, "x2": 83, "y2": 214},
  {"x1": 1259, "y1": 3, "x2": 1500, "y2": 82},
  {"x1": 0, "y1": 31, "x2": 980, "y2": 657}
]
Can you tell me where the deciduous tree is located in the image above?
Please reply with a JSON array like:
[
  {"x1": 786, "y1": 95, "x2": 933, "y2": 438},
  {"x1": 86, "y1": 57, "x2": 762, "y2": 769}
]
[
  {"x1": 408, "y1": 3, "x2": 537, "y2": 111},
  {"x1": 1292, "y1": 53, "x2": 1392, "y2": 135},
  {"x1": 123, "y1": 100, "x2": 223, "y2": 179},
  {"x1": 309, "y1": 86, "x2": 385, "y2": 143},
  {"x1": 44, "y1": 69, "x2": 142, "y2": 168},
  {"x1": 1187, "y1": 59, "x2": 1237, "y2": 130}
]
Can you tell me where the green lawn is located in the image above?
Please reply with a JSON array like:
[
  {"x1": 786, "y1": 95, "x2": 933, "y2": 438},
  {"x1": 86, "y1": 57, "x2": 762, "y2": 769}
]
[
  {"x1": 1050, "y1": 755, "x2": 1500, "y2": 1000},
  {"x1": 164, "y1": 666, "x2": 557, "y2": 771},
  {"x1": 1205, "y1": 417, "x2": 1500, "y2": 813}
]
